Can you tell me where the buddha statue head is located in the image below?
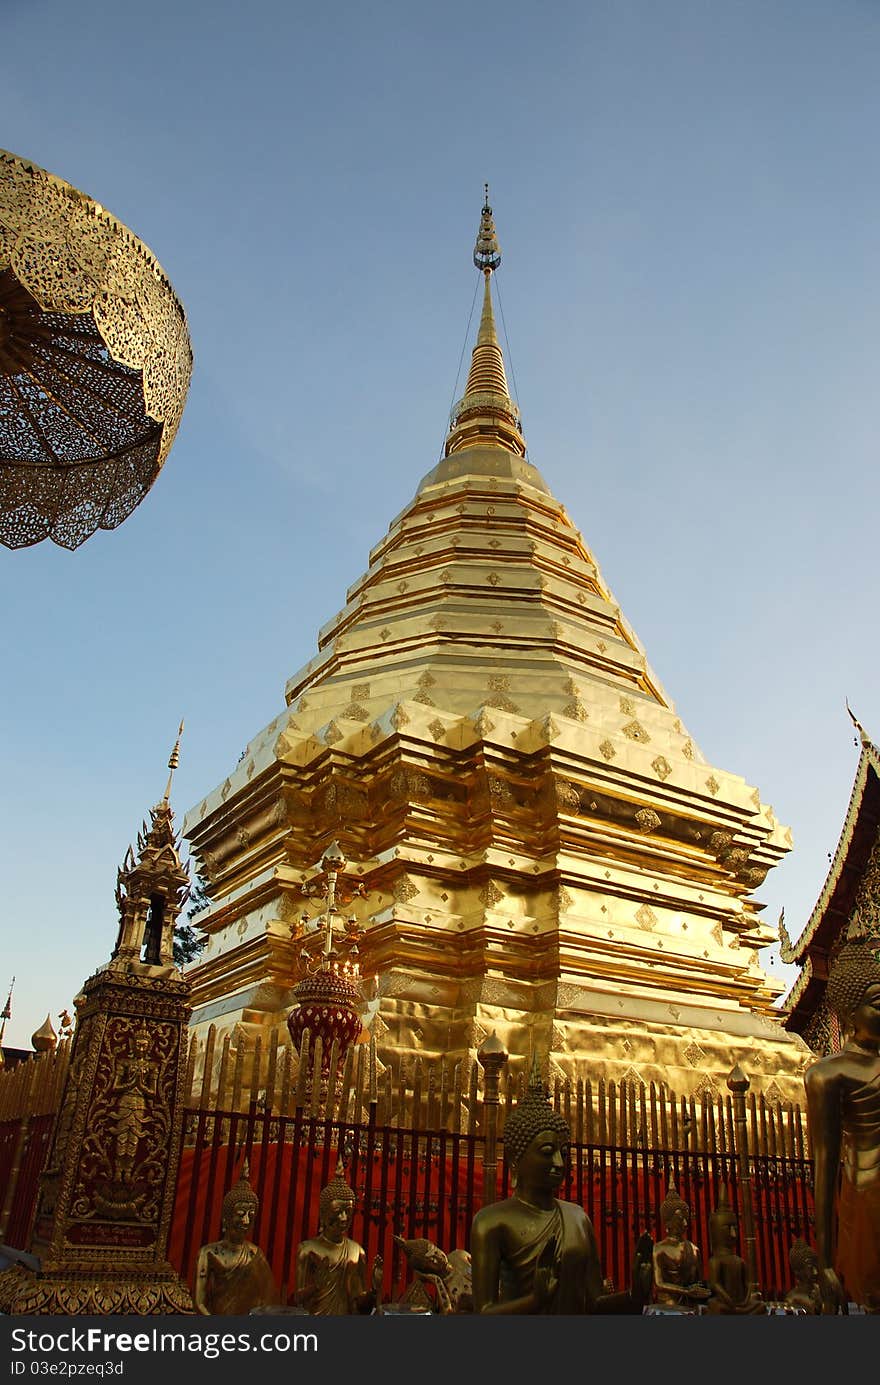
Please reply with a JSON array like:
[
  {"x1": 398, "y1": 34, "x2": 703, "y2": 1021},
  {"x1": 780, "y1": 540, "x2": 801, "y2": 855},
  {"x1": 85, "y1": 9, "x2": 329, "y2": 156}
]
[
  {"x1": 789, "y1": 1238, "x2": 819, "y2": 1289},
  {"x1": 502, "y1": 1061, "x2": 571, "y2": 1193},
  {"x1": 221, "y1": 1163, "x2": 259, "y2": 1244},
  {"x1": 318, "y1": 1158, "x2": 357, "y2": 1242},
  {"x1": 826, "y1": 939, "x2": 880, "y2": 1035},
  {"x1": 659, "y1": 1180, "x2": 691, "y2": 1241}
]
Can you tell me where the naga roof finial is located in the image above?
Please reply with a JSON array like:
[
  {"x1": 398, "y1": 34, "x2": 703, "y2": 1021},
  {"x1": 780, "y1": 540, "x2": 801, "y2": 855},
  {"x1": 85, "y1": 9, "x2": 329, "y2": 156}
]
[{"x1": 846, "y1": 699, "x2": 875, "y2": 751}]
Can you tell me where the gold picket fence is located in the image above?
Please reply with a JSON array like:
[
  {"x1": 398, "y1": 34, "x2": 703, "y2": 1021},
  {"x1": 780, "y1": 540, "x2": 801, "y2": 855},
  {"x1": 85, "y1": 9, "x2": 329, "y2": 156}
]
[
  {"x1": 181, "y1": 1026, "x2": 810, "y2": 1159},
  {"x1": 0, "y1": 1043, "x2": 70, "y2": 1246}
]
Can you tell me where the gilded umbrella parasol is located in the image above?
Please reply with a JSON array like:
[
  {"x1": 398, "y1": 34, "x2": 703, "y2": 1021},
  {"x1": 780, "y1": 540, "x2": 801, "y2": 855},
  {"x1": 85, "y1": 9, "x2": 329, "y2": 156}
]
[{"x1": 0, "y1": 149, "x2": 192, "y2": 550}]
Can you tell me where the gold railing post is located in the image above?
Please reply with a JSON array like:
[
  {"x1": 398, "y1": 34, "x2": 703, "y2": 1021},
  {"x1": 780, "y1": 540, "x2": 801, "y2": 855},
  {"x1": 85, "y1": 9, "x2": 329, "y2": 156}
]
[
  {"x1": 477, "y1": 1032, "x2": 508, "y2": 1207},
  {"x1": 727, "y1": 1063, "x2": 759, "y2": 1294},
  {"x1": 0, "y1": 1114, "x2": 30, "y2": 1241}
]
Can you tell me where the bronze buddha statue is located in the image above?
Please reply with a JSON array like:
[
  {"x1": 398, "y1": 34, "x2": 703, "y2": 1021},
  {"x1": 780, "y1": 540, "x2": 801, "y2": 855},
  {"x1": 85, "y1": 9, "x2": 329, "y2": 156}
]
[
  {"x1": 705, "y1": 1187, "x2": 763, "y2": 1313},
  {"x1": 293, "y1": 1160, "x2": 383, "y2": 1314},
  {"x1": 194, "y1": 1166, "x2": 279, "y2": 1315},
  {"x1": 804, "y1": 937, "x2": 880, "y2": 1313},
  {"x1": 785, "y1": 1238, "x2": 821, "y2": 1314},
  {"x1": 651, "y1": 1181, "x2": 711, "y2": 1309},
  {"x1": 470, "y1": 1061, "x2": 647, "y2": 1314}
]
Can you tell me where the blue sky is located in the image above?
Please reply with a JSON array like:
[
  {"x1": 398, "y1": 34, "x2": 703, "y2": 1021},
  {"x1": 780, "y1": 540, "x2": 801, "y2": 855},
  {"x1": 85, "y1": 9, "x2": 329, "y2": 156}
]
[{"x1": 2, "y1": 1, "x2": 879, "y2": 1048}]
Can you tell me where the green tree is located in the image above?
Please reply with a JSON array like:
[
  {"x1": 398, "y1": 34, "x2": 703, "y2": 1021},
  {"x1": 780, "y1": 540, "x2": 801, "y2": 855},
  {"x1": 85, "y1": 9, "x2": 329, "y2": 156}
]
[{"x1": 173, "y1": 871, "x2": 211, "y2": 967}]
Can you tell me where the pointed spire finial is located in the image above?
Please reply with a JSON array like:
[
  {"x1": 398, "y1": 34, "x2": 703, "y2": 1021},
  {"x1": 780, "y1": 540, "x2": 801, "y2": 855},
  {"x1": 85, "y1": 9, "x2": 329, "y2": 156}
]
[
  {"x1": 473, "y1": 185, "x2": 501, "y2": 274},
  {"x1": 0, "y1": 976, "x2": 13, "y2": 1062},
  {"x1": 163, "y1": 718, "x2": 185, "y2": 804},
  {"x1": 445, "y1": 188, "x2": 524, "y2": 459},
  {"x1": 846, "y1": 700, "x2": 874, "y2": 750}
]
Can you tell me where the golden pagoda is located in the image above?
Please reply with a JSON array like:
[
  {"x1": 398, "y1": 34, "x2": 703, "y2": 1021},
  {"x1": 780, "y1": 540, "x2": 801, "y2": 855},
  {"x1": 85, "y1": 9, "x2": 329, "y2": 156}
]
[{"x1": 183, "y1": 194, "x2": 811, "y2": 1099}]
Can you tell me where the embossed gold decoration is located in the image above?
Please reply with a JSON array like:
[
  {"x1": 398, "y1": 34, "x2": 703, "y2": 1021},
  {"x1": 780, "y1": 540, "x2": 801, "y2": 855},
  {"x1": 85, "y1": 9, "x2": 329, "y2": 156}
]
[{"x1": 0, "y1": 149, "x2": 192, "y2": 549}]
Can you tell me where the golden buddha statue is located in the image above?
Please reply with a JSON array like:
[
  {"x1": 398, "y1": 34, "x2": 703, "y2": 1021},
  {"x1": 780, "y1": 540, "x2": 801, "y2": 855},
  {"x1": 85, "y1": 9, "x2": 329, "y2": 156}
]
[
  {"x1": 470, "y1": 1062, "x2": 647, "y2": 1314},
  {"x1": 651, "y1": 1181, "x2": 711, "y2": 1309},
  {"x1": 293, "y1": 1160, "x2": 383, "y2": 1314},
  {"x1": 785, "y1": 1239, "x2": 821, "y2": 1314},
  {"x1": 804, "y1": 937, "x2": 880, "y2": 1313},
  {"x1": 194, "y1": 1166, "x2": 279, "y2": 1315},
  {"x1": 705, "y1": 1187, "x2": 763, "y2": 1313}
]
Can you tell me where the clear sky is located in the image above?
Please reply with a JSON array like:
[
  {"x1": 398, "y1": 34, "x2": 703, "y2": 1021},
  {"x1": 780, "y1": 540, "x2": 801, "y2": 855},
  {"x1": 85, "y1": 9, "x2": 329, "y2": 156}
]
[{"x1": 1, "y1": 0, "x2": 878, "y2": 1050}]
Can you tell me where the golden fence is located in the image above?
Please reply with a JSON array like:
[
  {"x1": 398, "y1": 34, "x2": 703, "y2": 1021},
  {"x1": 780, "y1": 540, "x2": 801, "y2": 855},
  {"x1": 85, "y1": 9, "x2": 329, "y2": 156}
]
[{"x1": 180, "y1": 1026, "x2": 810, "y2": 1159}]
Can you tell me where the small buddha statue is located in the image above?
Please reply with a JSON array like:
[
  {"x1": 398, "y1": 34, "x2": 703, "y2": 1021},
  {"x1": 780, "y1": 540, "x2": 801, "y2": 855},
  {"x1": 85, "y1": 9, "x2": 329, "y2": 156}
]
[
  {"x1": 194, "y1": 1165, "x2": 279, "y2": 1315},
  {"x1": 470, "y1": 1060, "x2": 645, "y2": 1314},
  {"x1": 805, "y1": 937, "x2": 880, "y2": 1313},
  {"x1": 705, "y1": 1187, "x2": 763, "y2": 1314},
  {"x1": 293, "y1": 1160, "x2": 383, "y2": 1314},
  {"x1": 785, "y1": 1239, "x2": 821, "y2": 1314},
  {"x1": 651, "y1": 1181, "x2": 711, "y2": 1309},
  {"x1": 392, "y1": 1236, "x2": 473, "y2": 1313}
]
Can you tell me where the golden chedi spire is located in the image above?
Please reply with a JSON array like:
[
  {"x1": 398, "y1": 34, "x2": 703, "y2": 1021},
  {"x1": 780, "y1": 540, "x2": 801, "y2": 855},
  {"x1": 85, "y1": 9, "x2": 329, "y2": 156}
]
[
  {"x1": 183, "y1": 188, "x2": 805, "y2": 1105},
  {"x1": 445, "y1": 188, "x2": 525, "y2": 459}
]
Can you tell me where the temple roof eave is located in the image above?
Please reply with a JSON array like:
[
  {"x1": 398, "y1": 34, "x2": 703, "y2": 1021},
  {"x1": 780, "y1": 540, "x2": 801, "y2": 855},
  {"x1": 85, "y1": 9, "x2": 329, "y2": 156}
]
[{"x1": 780, "y1": 740, "x2": 880, "y2": 970}]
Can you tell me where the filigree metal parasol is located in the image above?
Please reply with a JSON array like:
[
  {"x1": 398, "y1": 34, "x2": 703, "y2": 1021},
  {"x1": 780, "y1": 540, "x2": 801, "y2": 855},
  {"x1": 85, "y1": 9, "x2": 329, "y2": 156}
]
[{"x1": 0, "y1": 149, "x2": 192, "y2": 550}]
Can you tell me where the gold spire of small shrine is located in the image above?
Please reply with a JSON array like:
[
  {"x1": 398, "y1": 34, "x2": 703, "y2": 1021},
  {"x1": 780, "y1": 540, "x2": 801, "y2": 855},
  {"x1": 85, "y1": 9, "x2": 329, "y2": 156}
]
[
  {"x1": 163, "y1": 719, "x2": 185, "y2": 805},
  {"x1": 0, "y1": 976, "x2": 13, "y2": 1068},
  {"x1": 445, "y1": 188, "x2": 525, "y2": 459}
]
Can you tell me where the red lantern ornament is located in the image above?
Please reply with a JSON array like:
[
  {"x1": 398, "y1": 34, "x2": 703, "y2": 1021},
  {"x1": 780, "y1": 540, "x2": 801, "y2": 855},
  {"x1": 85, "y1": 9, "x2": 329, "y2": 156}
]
[{"x1": 287, "y1": 965, "x2": 363, "y2": 1064}]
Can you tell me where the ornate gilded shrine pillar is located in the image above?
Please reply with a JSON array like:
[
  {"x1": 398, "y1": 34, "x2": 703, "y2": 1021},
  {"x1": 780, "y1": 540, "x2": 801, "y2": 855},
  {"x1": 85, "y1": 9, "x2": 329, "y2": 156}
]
[{"x1": 0, "y1": 734, "x2": 196, "y2": 1314}]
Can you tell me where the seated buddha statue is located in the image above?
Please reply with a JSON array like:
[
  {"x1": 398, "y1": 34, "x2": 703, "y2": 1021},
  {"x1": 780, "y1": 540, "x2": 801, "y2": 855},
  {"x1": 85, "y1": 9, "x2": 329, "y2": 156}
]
[
  {"x1": 651, "y1": 1181, "x2": 711, "y2": 1309},
  {"x1": 194, "y1": 1164, "x2": 279, "y2": 1315},
  {"x1": 293, "y1": 1160, "x2": 383, "y2": 1314},
  {"x1": 705, "y1": 1187, "x2": 763, "y2": 1314},
  {"x1": 470, "y1": 1060, "x2": 646, "y2": 1314},
  {"x1": 785, "y1": 1239, "x2": 821, "y2": 1314}
]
